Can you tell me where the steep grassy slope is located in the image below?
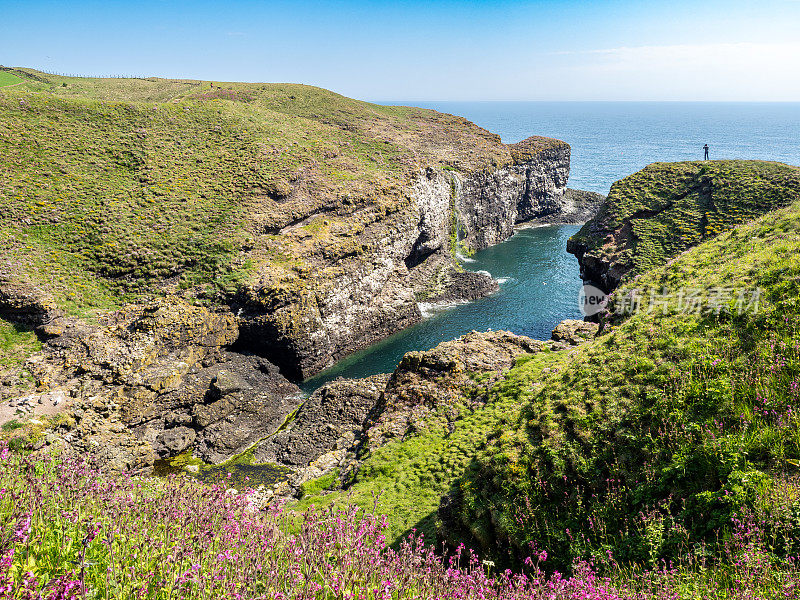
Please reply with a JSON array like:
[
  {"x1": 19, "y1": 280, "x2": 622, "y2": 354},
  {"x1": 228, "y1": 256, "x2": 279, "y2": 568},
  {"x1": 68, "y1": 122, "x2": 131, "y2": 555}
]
[
  {"x1": 568, "y1": 160, "x2": 800, "y2": 290},
  {"x1": 0, "y1": 68, "x2": 509, "y2": 318},
  {"x1": 293, "y1": 162, "x2": 800, "y2": 573},
  {"x1": 294, "y1": 349, "x2": 565, "y2": 543},
  {"x1": 454, "y1": 197, "x2": 800, "y2": 569}
]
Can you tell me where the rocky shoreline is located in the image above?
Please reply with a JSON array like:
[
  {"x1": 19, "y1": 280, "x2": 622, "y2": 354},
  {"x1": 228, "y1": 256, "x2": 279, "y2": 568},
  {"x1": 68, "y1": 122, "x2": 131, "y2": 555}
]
[
  {"x1": 229, "y1": 137, "x2": 586, "y2": 380},
  {"x1": 1, "y1": 154, "x2": 604, "y2": 476}
]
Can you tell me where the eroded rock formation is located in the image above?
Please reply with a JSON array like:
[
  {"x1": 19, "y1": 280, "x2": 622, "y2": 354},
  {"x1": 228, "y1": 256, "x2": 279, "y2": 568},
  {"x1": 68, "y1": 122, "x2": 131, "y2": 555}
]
[
  {"x1": 249, "y1": 320, "x2": 598, "y2": 499},
  {"x1": 230, "y1": 137, "x2": 579, "y2": 380},
  {"x1": 17, "y1": 297, "x2": 302, "y2": 472},
  {"x1": 456, "y1": 138, "x2": 572, "y2": 250}
]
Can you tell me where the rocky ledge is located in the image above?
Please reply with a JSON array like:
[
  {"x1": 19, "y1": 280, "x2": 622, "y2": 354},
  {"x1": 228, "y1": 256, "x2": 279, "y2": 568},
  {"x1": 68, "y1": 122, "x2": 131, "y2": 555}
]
[
  {"x1": 245, "y1": 319, "x2": 598, "y2": 500},
  {"x1": 567, "y1": 161, "x2": 800, "y2": 293},
  {"x1": 4, "y1": 297, "x2": 303, "y2": 472}
]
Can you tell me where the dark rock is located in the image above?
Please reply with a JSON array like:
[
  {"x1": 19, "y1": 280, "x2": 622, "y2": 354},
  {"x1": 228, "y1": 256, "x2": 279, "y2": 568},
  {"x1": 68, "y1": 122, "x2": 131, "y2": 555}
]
[
  {"x1": 22, "y1": 296, "x2": 302, "y2": 470},
  {"x1": 211, "y1": 370, "x2": 247, "y2": 397},
  {"x1": 254, "y1": 374, "x2": 389, "y2": 467},
  {"x1": 155, "y1": 426, "x2": 196, "y2": 456},
  {"x1": 426, "y1": 270, "x2": 498, "y2": 303},
  {"x1": 457, "y1": 138, "x2": 571, "y2": 250},
  {"x1": 0, "y1": 281, "x2": 63, "y2": 327}
]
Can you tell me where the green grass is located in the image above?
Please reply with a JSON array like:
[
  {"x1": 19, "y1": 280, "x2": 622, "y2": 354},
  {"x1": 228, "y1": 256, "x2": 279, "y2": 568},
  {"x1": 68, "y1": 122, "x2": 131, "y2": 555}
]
[
  {"x1": 298, "y1": 469, "x2": 340, "y2": 497},
  {"x1": 0, "y1": 69, "x2": 512, "y2": 320},
  {"x1": 569, "y1": 160, "x2": 800, "y2": 283},
  {"x1": 0, "y1": 318, "x2": 41, "y2": 369},
  {"x1": 295, "y1": 350, "x2": 563, "y2": 543},
  {"x1": 0, "y1": 71, "x2": 22, "y2": 87},
  {"x1": 0, "y1": 318, "x2": 41, "y2": 396},
  {"x1": 454, "y1": 196, "x2": 800, "y2": 569}
]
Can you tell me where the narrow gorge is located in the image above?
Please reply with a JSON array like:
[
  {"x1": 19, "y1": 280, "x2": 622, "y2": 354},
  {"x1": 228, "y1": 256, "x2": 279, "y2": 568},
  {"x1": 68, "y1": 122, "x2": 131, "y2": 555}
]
[{"x1": 0, "y1": 70, "x2": 603, "y2": 481}]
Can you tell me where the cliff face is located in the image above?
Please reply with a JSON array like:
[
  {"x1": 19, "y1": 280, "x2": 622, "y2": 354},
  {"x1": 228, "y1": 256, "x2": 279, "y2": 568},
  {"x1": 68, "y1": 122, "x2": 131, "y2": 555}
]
[
  {"x1": 567, "y1": 160, "x2": 800, "y2": 293},
  {"x1": 457, "y1": 138, "x2": 571, "y2": 250},
  {"x1": 0, "y1": 72, "x2": 584, "y2": 382},
  {"x1": 231, "y1": 141, "x2": 575, "y2": 379}
]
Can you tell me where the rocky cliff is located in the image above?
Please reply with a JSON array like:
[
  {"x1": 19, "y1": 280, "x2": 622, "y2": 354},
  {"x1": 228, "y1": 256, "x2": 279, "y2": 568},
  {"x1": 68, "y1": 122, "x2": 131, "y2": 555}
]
[
  {"x1": 0, "y1": 70, "x2": 598, "y2": 472},
  {"x1": 567, "y1": 160, "x2": 800, "y2": 292},
  {"x1": 456, "y1": 137, "x2": 572, "y2": 250},
  {"x1": 0, "y1": 71, "x2": 586, "y2": 381},
  {"x1": 6, "y1": 298, "x2": 302, "y2": 472},
  {"x1": 233, "y1": 142, "x2": 578, "y2": 379}
]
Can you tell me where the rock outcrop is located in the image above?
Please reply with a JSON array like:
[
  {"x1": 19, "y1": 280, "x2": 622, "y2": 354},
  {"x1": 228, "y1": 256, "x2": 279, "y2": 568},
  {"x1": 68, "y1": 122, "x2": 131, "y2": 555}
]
[
  {"x1": 362, "y1": 330, "x2": 547, "y2": 451},
  {"x1": 232, "y1": 139, "x2": 576, "y2": 379},
  {"x1": 456, "y1": 137, "x2": 572, "y2": 250},
  {"x1": 568, "y1": 161, "x2": 800, "y2": 293},
  {"x1": 254, "y1": 374, "x2": 389, "y2": 468},
  {"x1": 242, "y1": 320, "x2": 599, "y2": 499},
  {"x1": 17, "y1": 297, "x2": 302, "y2": 471}
]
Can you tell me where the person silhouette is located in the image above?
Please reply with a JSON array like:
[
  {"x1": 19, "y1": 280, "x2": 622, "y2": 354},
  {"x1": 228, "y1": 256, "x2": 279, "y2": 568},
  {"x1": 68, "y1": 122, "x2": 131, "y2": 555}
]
[{"x1": 703, "y1": 144, "x2": 709, "y2": 160}]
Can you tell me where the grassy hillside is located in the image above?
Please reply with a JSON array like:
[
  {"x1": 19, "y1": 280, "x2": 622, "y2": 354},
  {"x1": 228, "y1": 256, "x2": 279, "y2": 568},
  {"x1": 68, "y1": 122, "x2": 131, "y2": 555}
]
[
  {"x1": 0, "y1": 71, "x2": 23, "y2": 87},
  {"x1": 0, "y1": 68, "x2": 509, "y2": 321},
  {"x1": 568, "y1": 160, "x2": 800, "y2": 288},
  {"x1": 295, "y1": 162, "x2": 800, "y2": 576},
  {"x1": 294, "y1": 349, "x2": 564, "y2": 542},
  {"x1": 456, "y1": 195, "x2": 800, "y2": 569}
]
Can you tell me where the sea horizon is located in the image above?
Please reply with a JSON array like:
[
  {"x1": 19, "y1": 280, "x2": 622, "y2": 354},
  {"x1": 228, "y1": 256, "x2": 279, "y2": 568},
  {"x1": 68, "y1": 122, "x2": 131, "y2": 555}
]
[{"x1": 379, "y1": 100, "x2": 800, "y2": 193}]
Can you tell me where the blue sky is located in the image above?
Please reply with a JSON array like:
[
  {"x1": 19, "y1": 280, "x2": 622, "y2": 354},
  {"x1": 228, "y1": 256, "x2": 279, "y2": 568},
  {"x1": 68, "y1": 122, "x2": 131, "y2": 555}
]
[{"x1": 2, "y1": 0, "x2": 799, "y2": 100}]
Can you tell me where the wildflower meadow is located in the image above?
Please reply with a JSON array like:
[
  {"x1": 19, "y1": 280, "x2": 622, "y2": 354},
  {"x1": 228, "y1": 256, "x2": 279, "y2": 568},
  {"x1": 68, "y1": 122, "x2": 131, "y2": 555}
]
[{"x1": 1, "y1": 443, "x2": 798, "y2": 599}]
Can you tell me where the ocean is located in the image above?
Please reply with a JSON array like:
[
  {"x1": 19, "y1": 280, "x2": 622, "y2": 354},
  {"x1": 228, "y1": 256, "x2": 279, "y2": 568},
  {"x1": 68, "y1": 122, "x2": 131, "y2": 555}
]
[
  {"x1": 301, "y1": 102, "x2": 800, "y2": 391},
  {"x1": 384, "y1": 101, "x2": 800, "y2": 194}
]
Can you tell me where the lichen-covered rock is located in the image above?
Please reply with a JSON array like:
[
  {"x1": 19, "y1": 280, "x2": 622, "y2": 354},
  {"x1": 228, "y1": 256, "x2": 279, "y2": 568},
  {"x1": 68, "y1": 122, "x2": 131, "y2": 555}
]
[
  {"x1": 255, "y1": 374, "x2": 389, "y2": 468},
  {"x1": 456, "y1": 138, "x2": 571, "y2": 250},
  {"x1": 15, "y1": 296, "x2": 301, "y2": 471},
  {"x1": 568, "y1": 161, "x2": 800, "y2": 292},
  {"x1": 363, "y1": 330, "x2": 546, "y2": 450},
  {"x1": 0, "y1": 281, "x2": 63, "y2": 326},
  {"x1": 550, "y1": 320, "x2": 599, "y2": 346}
]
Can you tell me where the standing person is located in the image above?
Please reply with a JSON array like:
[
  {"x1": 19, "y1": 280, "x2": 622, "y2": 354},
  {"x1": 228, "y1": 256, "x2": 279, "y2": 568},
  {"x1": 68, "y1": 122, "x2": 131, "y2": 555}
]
[{"x1": 703, "y1": 144, "x2": 709, "y2": 160}]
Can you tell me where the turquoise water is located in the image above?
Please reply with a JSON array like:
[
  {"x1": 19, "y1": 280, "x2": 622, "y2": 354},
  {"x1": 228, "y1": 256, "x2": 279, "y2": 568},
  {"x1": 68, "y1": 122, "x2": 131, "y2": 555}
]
[
  {"x1": 302, "y1": 102, "x2": 800, "y2": 392},
  {"x1": 300, "y1": 225, "x2": 581, "y2": 393}
]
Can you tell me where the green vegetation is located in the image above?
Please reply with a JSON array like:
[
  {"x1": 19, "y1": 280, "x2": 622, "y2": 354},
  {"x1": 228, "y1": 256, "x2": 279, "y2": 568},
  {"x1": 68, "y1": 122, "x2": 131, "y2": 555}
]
[
  {"x1": 296, "y1": 164, "x2": 800, "y2": 577},
  {"x1": 0, "y1": 317, "x2": 40, "y2": 395},
  {"x1": 0, "y1": 68, "x2": 510, "y2": 318},
  {"x1": 569, "y1": 160, "x2": 800, "y2": 281},
  {"x1": 1, "y1": 419, "x2": 22, "y2": 432},
  {"x1": 0, "y1": 71, "x2": 23, "y2": 87},
  {"x1": 154, "y1": 447, "x2": 290, "y2": 491},
  {"x1": 297, "y1": 351, "x2": 563, "y2": 543},
  {"x1": 298, "y1": 469, "x2": 340, "y2": 497},
  {"x1": 0, "y1": 318, "x2": 40, "y2": 369},
  {"x1": 455, "y1": 197, "x2": 800, "y2": 569}
]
